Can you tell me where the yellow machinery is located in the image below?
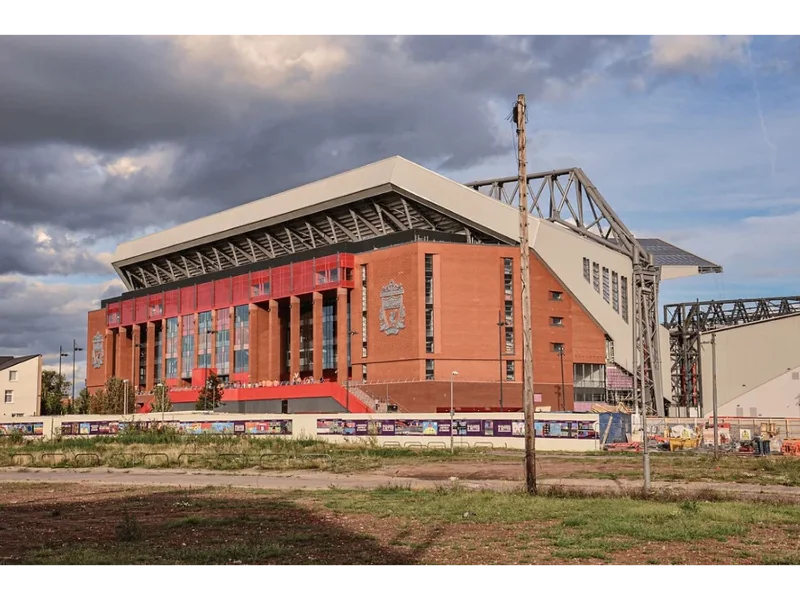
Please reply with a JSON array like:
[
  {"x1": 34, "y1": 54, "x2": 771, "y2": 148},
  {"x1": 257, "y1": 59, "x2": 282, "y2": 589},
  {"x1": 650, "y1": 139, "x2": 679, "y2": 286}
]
[{"x1": 667, "y1": 425, "x2": 701, "y2": 451}]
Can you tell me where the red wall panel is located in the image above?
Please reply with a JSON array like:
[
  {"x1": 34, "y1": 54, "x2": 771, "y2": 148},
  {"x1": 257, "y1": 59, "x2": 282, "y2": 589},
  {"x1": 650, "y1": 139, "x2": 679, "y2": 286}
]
[
  {"x1": 214, "y1": 279, "x2": 231, "y2": 308},
  {"x1": 135, "y1": 297, "x2": 148, "y2": 322},
  {"x1": 164, "y1": 290, "x2": 180, "y2": 317},
  {"x1": 107, "y1": 303, "x2": 121, "y2": 327},
  {"x1": 232, "y1": 274, "x2": 250, "y2": 304},
  {"x1": 148, "y1": 293, "x2": 164, "y2": 320},
  {"x1": 196, "y1": 282, "x2": 213, "y2": 311},
  {"x1": 121, "y1": 300, "x2": 134, "y2": 326},
  {"x1": 272, "y1": 266, "x2": 291, "y2": 298},
  {"x1": 180, "y1": 286, "x2": 196, "y2": 314}
]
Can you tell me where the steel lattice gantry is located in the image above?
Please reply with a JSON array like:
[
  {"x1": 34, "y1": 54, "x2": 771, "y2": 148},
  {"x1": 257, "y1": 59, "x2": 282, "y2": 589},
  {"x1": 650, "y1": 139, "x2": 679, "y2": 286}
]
[
  {"x1": 663, "y1": 296, "x2": 800, "y2": 414},
  {"x1": 465, "y1": 168, "x2": 665, "y2": 416},
  {"x1": 116, "y1": 192, "x2": 503, "y2": 290}
]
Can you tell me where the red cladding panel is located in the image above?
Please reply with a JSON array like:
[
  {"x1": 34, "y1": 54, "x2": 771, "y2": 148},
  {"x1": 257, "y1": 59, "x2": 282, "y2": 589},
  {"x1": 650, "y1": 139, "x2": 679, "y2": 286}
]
[
  {"x1": 250, "y1": 270, "x2": 270, "y2": 300},
  {"x1": 272, "y1": 266, "x2": 291, "y2": 298},
  {"x1": 107, "y1": 303, "x2": 121, "y2": 327},
  {"x1": 292, "y1": 261, "x2": 313, "y2": 294},
  {"x1": 121, "y1": 300, "x2": 134, "y2": 326},
  {"x1": 135, "y1": 297, "x2": 148, "y2": 323},
  {"x1": 148, "y1": 293, "x2": 164, "y2": 320},
  {"x1": 196, "y1": 282, "x2": 213, "y2": 311},
  {"x1": 180, "y1": 286, "x2": 196, "y2": 314},
  {"x1": 214, "y1": 279, "x2": 231, "y2": 308},
  {"x1": 232, "y1": 274, "x2": 250, "y2": 304},
  {"x1": 164, "y1": 290, "x2": 180, "y2": 317}
]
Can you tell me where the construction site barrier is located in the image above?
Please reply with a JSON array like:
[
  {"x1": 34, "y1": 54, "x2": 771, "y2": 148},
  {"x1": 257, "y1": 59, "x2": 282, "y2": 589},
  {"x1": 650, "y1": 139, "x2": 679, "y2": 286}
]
[
  {"x1": 382, "y1": 442, "x2": 401, "y2": 448},
  {"x1": 177, "y1": 453, "x2": 206, "y2": 467},
  {"x1": 10, "y1": 453, "x2": 33, "y2": 465},
  {"x1": 40, "y1": 453, "x2": 66, "y2": 465},
  {"x1": 403, "y1": 442, "x2": 423, "y2": 449},
  {"x1": 426, "y1": 442, "x2": 447, "y2": 449},
  {"x1": 258, "y1": 453, "x2": 292, "y2": 467},
  {"x1": 74, "y1": 453, "x2": 101, "y2": 466},
  {"x1": 142, "y1": 453, "x2": 170, "y2": 467}
]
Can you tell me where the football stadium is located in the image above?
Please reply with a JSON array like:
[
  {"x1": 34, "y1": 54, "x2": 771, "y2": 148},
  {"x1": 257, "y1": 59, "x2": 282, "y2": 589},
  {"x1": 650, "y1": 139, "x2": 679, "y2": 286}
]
[{"x1": 86, "y1": 156, "x2": 733, "y2": 416}]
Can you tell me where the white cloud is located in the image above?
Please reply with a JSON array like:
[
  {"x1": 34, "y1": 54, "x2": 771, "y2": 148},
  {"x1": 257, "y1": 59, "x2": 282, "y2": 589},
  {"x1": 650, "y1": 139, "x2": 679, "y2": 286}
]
[
  {"x1": 175, "y1": 36, "x2": 354, "y2": 96},
  {"x1": 650, "y1": 35, "x2": 751, "y2": 73}
]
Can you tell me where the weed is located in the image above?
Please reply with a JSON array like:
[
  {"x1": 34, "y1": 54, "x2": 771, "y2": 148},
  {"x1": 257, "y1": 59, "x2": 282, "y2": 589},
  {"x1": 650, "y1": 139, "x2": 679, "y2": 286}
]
[{"x1": 115, "y1": 510, "x2": 142, "y2": 542}]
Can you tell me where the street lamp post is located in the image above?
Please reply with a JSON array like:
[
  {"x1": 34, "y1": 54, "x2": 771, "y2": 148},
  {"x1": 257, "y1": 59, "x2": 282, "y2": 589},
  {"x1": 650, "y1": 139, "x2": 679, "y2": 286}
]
[
  {"x1": 58, "y1": 346, "x2": 69, "y2": 407},
  {"x1": 71, "y1": 340, "x2": 83, "y2": 413},
  {"x1": 156, "y1": 382, "x2": 166, "y2": 423},
  {"x1": 450, "y1": 370, "x2": 459, "y2": 453},
  {"x1": 558, "y1": 346, "x2": 566, "y2": 412},
  {"x1": 497, "y1": 311, "x2": 505, "y2": 410},
  {"x1": 345, "y1": 329, "x2": 358, "y2": 412}
]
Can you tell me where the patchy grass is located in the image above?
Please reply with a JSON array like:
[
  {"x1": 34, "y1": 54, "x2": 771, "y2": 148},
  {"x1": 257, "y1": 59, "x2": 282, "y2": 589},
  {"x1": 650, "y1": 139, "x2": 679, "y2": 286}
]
[
  {"x1": 2, "y1": 483, "x2": 799, "y2": 565},
  {"x1": 0, "y1": 433, "x2": 509, "y2": 473}
]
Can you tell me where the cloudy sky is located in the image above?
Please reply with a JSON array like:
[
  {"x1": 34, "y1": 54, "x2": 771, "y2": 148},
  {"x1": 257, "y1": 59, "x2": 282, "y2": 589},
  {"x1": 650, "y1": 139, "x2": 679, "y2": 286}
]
[{"x1": 0, "y1": 35, "x2": 797, "y2": 386}]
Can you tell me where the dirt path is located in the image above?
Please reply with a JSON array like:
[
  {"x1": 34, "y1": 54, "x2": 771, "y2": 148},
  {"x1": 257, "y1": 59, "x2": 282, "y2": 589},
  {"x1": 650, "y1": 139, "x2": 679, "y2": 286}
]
[{"x1": 2, "y1": 467, "x2": 800, "y2": 501}]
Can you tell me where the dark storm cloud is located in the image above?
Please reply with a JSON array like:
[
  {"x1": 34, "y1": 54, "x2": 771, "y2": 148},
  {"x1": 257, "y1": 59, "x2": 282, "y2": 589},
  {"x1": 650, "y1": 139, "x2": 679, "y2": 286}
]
[
  {"x1": 0, "y1": 35, "x2": 643, "y2": 240},
  {"x1": 0, "y1": 221, "x2": 111, "y2": 276}
]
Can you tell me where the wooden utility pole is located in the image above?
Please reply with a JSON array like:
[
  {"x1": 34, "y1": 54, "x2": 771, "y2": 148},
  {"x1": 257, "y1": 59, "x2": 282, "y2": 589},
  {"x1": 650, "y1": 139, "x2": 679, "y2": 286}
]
[{"x1": 515, "y1": 94, "x2": 537, "y2": 495}]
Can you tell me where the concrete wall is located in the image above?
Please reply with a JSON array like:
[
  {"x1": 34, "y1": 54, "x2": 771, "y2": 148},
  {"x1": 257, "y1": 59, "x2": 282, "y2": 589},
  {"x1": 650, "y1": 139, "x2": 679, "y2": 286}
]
[
  {"x1": 0, "y1": 411, "x2": 603, "y2": 452},
  {"x1": 700, "y1": 314, "x2": 800, "y2": 415},
  {"x1": 1, "y1": 356, "x2": 41, "y2": 417},
  {"x1": 531, "y1": 219, "x2": 634, "y2": 372},
  {"x1": 707, "y1": 366, "x2": 800, "y2": 419}
]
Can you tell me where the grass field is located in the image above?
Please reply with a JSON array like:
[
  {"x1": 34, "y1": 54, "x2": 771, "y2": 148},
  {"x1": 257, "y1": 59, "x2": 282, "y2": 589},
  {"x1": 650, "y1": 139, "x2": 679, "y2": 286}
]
[
  {"x1": 1, "y1": 482, "x2": 799, "y2": 565},
  {"x1": 2, "y1": 431, "x2": 800, "y2": 487}
]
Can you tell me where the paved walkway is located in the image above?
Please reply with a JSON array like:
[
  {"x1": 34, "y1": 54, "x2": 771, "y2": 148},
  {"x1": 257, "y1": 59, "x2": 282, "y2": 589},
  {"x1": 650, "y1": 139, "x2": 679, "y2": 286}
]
[{"x1": 1, "y1": 467, "x2": 799, "y2": 500}]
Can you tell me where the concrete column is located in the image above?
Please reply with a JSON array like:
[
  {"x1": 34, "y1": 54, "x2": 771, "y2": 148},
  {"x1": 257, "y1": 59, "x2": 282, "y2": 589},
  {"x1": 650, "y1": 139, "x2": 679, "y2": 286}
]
[
  {"x1": 249, "y1": 304, "x2": 259, "y2": 383},
  {"x1": 145, "y1": 322, "x2": 156, "y2": 391},
  {"x1": 290, "y1": 296, "x2": 300, "y2": 378},
  {"x1": 115, "y1": 326, "x2": 126, "y2": 378},
  {"x1": 104, "y1": 330, "x2": 115, "y2": 382},
  {"x1": 161, "y1": 318, "x2": 167, "y2": 381},
  {"x1": 312, "y1": 292, "x2": 323, "y2": 381},
  {"x1": 193, "y1": 311, "x2": 201, "y2": 378},
  {"x1": 267, "y1": 300, "x2": 280, "y2": 381},
  {"x1": 336, "y1": 287, "x2": 348, "y2": 382},
  {"x1": 209, "y1": 311, "x2": 217, "y2": 375},
  {"x1": 176, "y1": 316, "x2": 183, "y2": 383}
]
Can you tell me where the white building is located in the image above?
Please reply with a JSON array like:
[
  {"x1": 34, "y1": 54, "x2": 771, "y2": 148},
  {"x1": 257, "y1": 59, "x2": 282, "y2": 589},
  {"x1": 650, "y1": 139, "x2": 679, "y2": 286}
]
[{"x1": 0, "y1": 355, "x2": 43, "y2": 417}]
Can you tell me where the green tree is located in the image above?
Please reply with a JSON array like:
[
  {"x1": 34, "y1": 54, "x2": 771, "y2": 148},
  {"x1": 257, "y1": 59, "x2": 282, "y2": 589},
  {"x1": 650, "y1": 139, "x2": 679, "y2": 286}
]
[
  {"x1": 88, "y1": 377, "x2": 128, "y2": 414},
  {"x1": 150, "y1": 382, "x2": 172, "y2": 413},
  {"x1": 72, "y1": 387, "x2": 91, "y2": 414},
  {"x1": 196, "y1": 372, "x2": 224, "y2": 411},
  {"x1": 40, "y1": 370, "x2": 69, "y2": 415}
]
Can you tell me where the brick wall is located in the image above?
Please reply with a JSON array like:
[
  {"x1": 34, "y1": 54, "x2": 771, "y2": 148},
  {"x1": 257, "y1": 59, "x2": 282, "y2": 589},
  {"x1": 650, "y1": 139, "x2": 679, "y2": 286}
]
[
  {"x1": 360, "y1": 380, "x2": 573, "y2": 413},
  {"x1": 356, "y1": 241, "x2": 606, "y2": 412},
  {"x1": 86, "y1": 308, "x2": 108, "y2": 394}
]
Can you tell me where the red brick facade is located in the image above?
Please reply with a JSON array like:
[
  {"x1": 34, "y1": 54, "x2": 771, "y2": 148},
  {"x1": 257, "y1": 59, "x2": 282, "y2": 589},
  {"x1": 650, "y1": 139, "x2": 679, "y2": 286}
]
[{"x1": 86, "y1": 241, "x2": 607, "y2": 411}]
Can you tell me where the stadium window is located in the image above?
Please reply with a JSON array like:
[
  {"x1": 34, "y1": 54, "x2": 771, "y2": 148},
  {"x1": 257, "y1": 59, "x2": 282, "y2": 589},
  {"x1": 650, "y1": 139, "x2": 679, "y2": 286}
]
[
  {"x1": 503, "y1": 258, "x2": 513, "y2": 298},
  {"x1": 506, "y1": 360, "x2": 515, "y2": 381},
  {"x1": 602, "y1": 268, "x2": 610, "y2": 303},
  {"x1": 425, "y1": 359, "x2": 435, "y2": 381},
  {"x1": 504, "y1": 301, "x2": 513, "y2": 326},
  {"x1": 550, "y1": 291, "x2": 563, "y2": 301},
  {"x1": 612, "y1": 272, "x2": 619, "y2": 313},
  {"x1": 550, "y1": 316, "x2": 564, "y2": 327},
  {"x1": 425, "y1": 254, "x2": 434, "y2": 353},
  {"x1": 505, "y1": 328, "x2": 515, "y2": 354},
  {"x1": 621, "y1": 276, "x2": 629, "y2": 323},
  {"x1": 361, "y1": 364, "x2": 367, "y2": 382},
  {"x1": 583, "y1": 258, "x2": 590, "y2": 282},
  {"x1": 592, "y1": 262, "x2": 600, "y2": 293},
  {"x1": 552, "y1": 342, "x2": 565, "y2": 353}
]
